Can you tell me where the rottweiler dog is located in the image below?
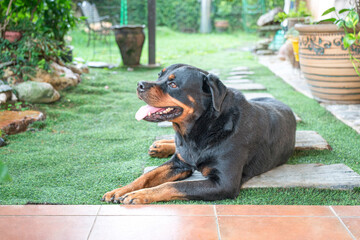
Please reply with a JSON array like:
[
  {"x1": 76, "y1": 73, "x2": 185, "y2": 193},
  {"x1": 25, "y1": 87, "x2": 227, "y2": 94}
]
[{"x1": 102, "y1": 64, "x2": 296, "y2": 204}]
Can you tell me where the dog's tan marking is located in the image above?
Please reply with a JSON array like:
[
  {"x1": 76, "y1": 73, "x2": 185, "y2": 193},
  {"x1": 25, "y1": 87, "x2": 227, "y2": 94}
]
[
  {"x1": 149, "y1": 140, "x2": 175, "y2": 158},
  {"x1": 142, "y1": 86, "x2": 195, "y2": 135},
  {"x1": 201, "y1": 167, "x2": 212, "y2": 177},
  {"x1": 168, "y1": 74, "x2": 175, "y2": 80},
  {"x1": 187, "y1": 95, "x2": 196, "y2": 103},
  {"x1": 121, "y1": 182, "x2": 188, "y2": 204},
  {"x1": 176, "y1": 153, "x2": 186, "y2": 163},
  {"x1": 102, "y1": 164, "x2": 180, "y2": 202}
]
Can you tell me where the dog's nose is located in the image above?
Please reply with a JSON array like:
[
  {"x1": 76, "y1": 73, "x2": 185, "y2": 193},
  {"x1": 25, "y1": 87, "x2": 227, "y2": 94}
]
[{"x1": 137, "y1": 81, "x2": 150, "y2": 92}]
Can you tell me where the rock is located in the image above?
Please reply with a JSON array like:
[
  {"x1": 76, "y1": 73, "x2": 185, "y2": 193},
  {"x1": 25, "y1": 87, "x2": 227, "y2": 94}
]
[
  {"x1": 257, "y1": 7, "x2": 283, "y2": 27},
  {"x1": 29, "y1": 62, "x2": 81, "y2": 91},
  {"x1": 0, "y1": 110, "x2": 45, "y2": 135},
  {"x1": 0, "y1": 138, "x2": 6, "y2": 147},
  {"x1": 3, "y1": 68, "x2": 14, "y2": 78},
  {"x1": 0, "y1": 81, "x2": 13, "y2": 103},
  {"x1": 14, "y1": 81, "x2": 60, "y2": 103},
  {"x1": 70, "y1": 63, "x2": 89, "y2": 74},
  {"x1": 255, "y1": 38, "x2": 272, "y2": 51},
  {"x1": 2, "y1": 68, "x2": 22, "y2": 86},
  {"x1": 278, "y1": 40, "x2": 299, "y2": 68},
  {"x1": 256, "y1": 50, "x2": 275, "y2": 55}
]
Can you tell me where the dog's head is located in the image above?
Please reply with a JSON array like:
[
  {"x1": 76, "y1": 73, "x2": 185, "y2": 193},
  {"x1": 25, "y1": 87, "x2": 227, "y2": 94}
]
[{"x1": 135, "y1": 64, "x2": 227, "y2": 126}]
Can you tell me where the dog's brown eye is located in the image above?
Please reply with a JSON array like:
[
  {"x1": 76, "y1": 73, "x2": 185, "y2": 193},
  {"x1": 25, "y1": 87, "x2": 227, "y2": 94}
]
[{"x1": 168, "y1": 82, "x2": 177, "y2": 88}]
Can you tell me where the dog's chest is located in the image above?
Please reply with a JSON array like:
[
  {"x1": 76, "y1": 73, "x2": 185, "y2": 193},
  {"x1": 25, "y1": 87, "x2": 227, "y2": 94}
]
[{"x1": 176, "y1": 139, "x2": 202, "y2": 167}]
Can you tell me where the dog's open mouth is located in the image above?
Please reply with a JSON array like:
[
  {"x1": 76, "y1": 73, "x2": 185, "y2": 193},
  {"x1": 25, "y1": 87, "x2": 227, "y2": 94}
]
[{"x1": 135, "y1": 105, "x2": 183, "y2": 122}]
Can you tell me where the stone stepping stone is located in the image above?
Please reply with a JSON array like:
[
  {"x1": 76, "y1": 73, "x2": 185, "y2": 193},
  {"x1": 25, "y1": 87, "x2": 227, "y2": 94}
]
[
  {"x1": 144, "y1": 163, "x2": 360, "y2": 190},
  {"x1": 229, "y1": 71, "x2": 255, "y2": 76},
  {"x1": 244, "y1": 93, "x2": 274, "y2": 100},
  {"x1": 87, "y1": 61, "x2": 116, "y2": 69},
  {"x1": 0, "y1": 110, "x2": 45, "y2": 135},
  {"x1": 295, "y1": 130, "x2": 331, "y2": 150},
  {"x1": 225, "y1": 83, "x2": 266, "y2": 91},
  {"x1": 157, "y1": 121, "x2": 173, "y2": 128},
  {"x1": 224, "y1": 79, "x2": 253, "y2": 84},
  {"x1": 209, "y1": 69, "x2": 220, "y2": 76},
  {"x1": 231, "y1": 66, "x2": 249, "y2": 71},
  {"x1": 226, "y1": 75, "x2": 247, "y2": 80},
  {"x1": 155, "y1": 131, "x2": 329, "y2": 150},
  {"x1": 242, "y1": 164, "x2": 360, "y2": 189}
]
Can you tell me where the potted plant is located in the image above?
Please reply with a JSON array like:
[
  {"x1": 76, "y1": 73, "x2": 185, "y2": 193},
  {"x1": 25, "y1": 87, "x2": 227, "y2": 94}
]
[
  {"x1": 113, "y1": 0, "x2": 145, "y2": 66},
  {"x1": 275, "y1": 0, "x2": 312, "y2": 30},
  {"x1": 295, "y1": 7, "x2": 360, "y2": 104},
  {"x1": 214, "y1": 1, "x2": 231, "y2": 32}
]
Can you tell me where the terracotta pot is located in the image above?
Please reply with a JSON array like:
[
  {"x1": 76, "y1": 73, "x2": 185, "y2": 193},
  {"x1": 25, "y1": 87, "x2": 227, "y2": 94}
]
[
  {"x1": 295, "y1": 23, "x2": 360, "y2": 104},
  {"x1": 4, "y1": 31, "x2": 22, "y2": 43},
  {"x1": 214, "y1": 20, "x2": 229, "y2": 32},
  {"x1": 113, "y1": 25, "x2": 145, "y2": 66}
]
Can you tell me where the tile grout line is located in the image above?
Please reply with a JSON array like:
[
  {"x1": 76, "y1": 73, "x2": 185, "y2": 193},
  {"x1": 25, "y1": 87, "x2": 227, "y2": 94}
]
[
  {"x1": 213, "y1": 205, "x2": 221, "y2": 240},
  {"x1": 329, "y1": 206, "x2": 356, "y2": 240},
  {"x1": 87, "y1": 206, "x2": 101, "y2": 240}
]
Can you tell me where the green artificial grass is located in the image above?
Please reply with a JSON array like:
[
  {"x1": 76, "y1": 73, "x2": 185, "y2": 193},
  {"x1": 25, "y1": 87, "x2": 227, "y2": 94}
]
[{"x1": 1, "y1": 27, "x2": 360, "y2": 205}]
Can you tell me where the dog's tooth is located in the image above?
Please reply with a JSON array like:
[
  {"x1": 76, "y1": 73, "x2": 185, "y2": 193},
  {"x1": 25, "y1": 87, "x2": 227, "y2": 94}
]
[{"x1": 148, "y1": 112, "x2": 151, "y2": 117}]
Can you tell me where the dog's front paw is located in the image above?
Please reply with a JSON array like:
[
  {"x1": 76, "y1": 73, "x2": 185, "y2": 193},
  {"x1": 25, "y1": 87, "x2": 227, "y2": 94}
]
[
  {"x1": 101, "y1": 187, "x2": 130, "y2": 203},
  {"x1": 148, "y1": 141, "x2": 175, "y2": 158},
  {"x1": 119, "y1": 190, "x2": 152, "y2": 204}
]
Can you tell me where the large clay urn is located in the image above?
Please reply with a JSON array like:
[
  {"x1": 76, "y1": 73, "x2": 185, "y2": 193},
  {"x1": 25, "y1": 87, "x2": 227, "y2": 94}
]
[
  {"x1": 295, "y1": 23, "x2": 360, "y2": 104},
  {"x1": 113, "y1": 25, "x2": 145, "y2": 66}
]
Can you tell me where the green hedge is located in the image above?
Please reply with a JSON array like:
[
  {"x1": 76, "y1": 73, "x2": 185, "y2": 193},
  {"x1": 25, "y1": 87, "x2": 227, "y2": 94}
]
[{"x1": 90, "y1": 0, "x2": 284, "y2": 32}]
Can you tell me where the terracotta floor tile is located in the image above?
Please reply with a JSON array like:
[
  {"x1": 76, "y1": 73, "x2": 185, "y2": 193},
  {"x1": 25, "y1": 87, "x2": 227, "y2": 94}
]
[
  {"x1": 216, "y1": 205, "x2": 333, "y2": 217},
  {"x1": 99, "y1": 204, "x2": 214, "y2": 216},
  {"x1": 218, "y1": 216, "x2": 353, "y2": 240},
  {"x1": 0, "y1": 216, "x2": 95, "y2": 240},
  {"x1": 332, "y1": 206, "x2": 360, "y2": 217},
  {"x1": 341, "y1": 218, "x2": 360, "y2": 239},
  {"x1": 89, "y1": 216, "x2": 218, "y2": 240},
  {"x1": 0, "y1": 205, "x2": 100, "y2": 216}
]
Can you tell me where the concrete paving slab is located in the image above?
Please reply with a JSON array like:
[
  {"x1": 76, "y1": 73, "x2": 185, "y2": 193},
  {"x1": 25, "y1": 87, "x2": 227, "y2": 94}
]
[
  {"x1": 229, "y1": 71, "x2": 255, "y2": 76},
  {"x1": 322, "y1": 104, "x2": 360, "y2": 134},
  {"x1": 226, "y1": 83, "x2": 266, "y2": 91},
  {"x1": 295, "y1": 130, "x2": 331, "y2": 150},
  {"x1": 294, "y1": 114, "x2": 302, "y2": 123},
  {"x1": 226, "y1": 75, "x2": 247, "y2": 80},
  {"x1": 231, "y1": 66, "x2": 249, "y2": 71},
  {"x1": 242, "y1": 164, "x2": 360, "y2": 189},
  {"x1": 144, "y1": 163, "x2": 360, "y2": 189},
  {"x1": 156, "y1": 131, "x2": 329, "y2": 150},
  {"x1": 244, "y1": 93, "x2": 274, "y2": 100},
  {"x1": 224, "y1": 79, "x2": 252, "y2": 84},
  {"x1": 157, "y1": 121, "x2": 173, "y2": 128}
]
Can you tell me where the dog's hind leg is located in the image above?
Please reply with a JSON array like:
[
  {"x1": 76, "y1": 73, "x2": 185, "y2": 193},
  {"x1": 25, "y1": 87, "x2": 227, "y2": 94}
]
[{"x1": 148, "y1": 139, "x2": 175, "y2": 158}]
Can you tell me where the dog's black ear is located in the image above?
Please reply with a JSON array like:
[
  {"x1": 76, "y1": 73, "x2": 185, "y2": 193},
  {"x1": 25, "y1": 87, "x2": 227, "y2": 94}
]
[{"x1": 204, "y1": 73, "x2": 227, "y2": 112}]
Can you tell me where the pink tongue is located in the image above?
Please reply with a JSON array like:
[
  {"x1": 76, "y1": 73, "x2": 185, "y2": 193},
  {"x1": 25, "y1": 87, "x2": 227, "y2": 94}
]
[{"x1": 135, "y1": 105, "x2": 166, "y2": 121}]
